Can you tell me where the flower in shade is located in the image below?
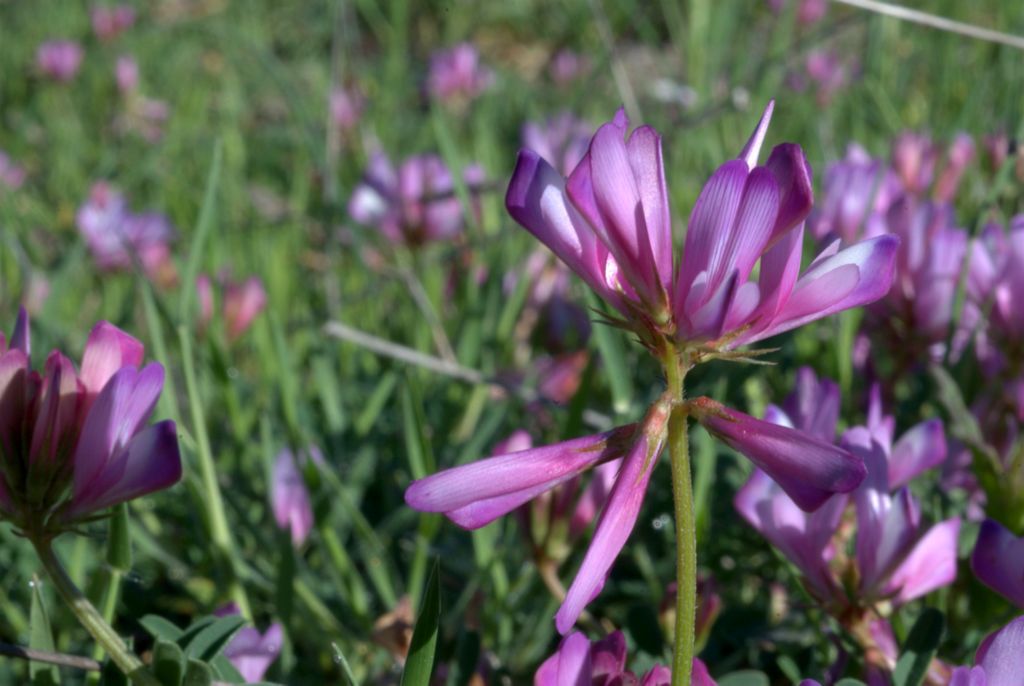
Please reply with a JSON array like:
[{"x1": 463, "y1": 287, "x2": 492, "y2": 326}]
[
  {"x1": 271, "y1": 447, "x2": 317, "y2": 548},
  {"x1": 0, "y1": 151, "x2": 26, "y2": 190},
  {"x1": 426, "y1": 42, "x2": 493, "y2": 106},
  {"x1": 348, "y1": 152, "x2": 484, "y2": 246},
  {"x1": 507, "y1": 101, "x2": 898, "y2": 347},
  {"x1": 196, "y1": 273, "x2": 267, "y2": 342},
  {"x1": 215, "y1": 604, "x2": 283, "y2": 683},
  {"x1": 535, "y1": 631, "x2": 714, "y2": 686},
  {"x1": 0, "y1": 310, "x2": 181, "y2": 533},
  {"x1": 949, "y1": 616, "x2": 1024, "y2": 686},
  {"x1": 36, "y1": 41, "x2": 84, "y2": 82},
  {"x1": 329, "y1": 86, "x2": 364, "y2": 134},
  {"x1": 970, "y1": 518, "x2": 1024, "y2": 607},
  {"x1": 735, "y1": 371, "x2": 957, "y2": 612},
  {"x1": 76, "y1": 182, "x2": 177, "y2": 285},
  {"x1": 91, "y1": 5, "x2": 135, "y2": 41}
]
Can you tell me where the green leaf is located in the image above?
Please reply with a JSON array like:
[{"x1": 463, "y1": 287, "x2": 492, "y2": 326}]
[
  {"x1": 893, "y1": 608, "x2": 945, "y2": 686},
  {"x1": 179, "y1": 141, "x2": 224, "y2": 325},
  {"x1": 29, "y1": 576, "x2": 60, "y2": 686},
  {"x1": 835, "y1": 680, "x2": 869, "y2": 686},
  {"x1": 331, "y1": 642, "x2": 360, "y2": 686},
  {"x1": 181, "y1": 659, "x2": 214, "y2": 686},
  {"x1": 140, "y1": 615, "x2": 185, "y2": 642},
  {"x1": 182, "y1": 616, "x2": 247, "y2": 661},
  {"x1": 400, "y1": 561, "x2": 441, "y2": 686},
  {"x1": 152, "y1": 640, "x2": 186, "y2": 686}
]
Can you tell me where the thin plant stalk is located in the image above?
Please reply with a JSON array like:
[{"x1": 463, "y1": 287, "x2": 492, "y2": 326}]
[{"x1": 31, "y1": 540, "x2": 159, "y2": 686}]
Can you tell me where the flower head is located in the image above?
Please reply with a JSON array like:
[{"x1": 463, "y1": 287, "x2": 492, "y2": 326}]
[
  {"x1": 330, "y1": 86, "x2": 364, "y2": 133},
  {"x1": 0, "y1": 151, "x2": 26, "y2": 191},
  {"x1": 426, "y1": 43, "x2": 493, "y2": 106},
  {"x1": 215, "y1": 604, "x2": 283, "y2": 683},
  {"x1": 115, "y1": 55, "x2": 139, "y2": 94},
  {"x1": 37, "y1": 41, "x2": 84, "y2": 82},
  {"x1": 349, "y1": 152, "x2": 483, "y2": 246},
  {"x1": 0, "y1": 310, "x2": 181, "y2": 534},
  {"x1": 271, "y1": 447, "x2": 317, "y2": 548},
  {"x1": 91, "y1": 5, "x2": 136, "y2": 41}
]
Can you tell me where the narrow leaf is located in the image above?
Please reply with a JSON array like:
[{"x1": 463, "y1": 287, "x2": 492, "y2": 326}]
[
  {"x1": 892, "y1": 608, "x2": 945, "y2": 686},
  {"x1": 400, "y1": 561, "x2": 441, "y2": 686}
]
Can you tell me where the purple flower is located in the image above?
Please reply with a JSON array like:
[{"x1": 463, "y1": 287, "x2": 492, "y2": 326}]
[
  {"x1": 507, "y1": 101, "x2": 899, "y2": 346},
  {"x1": 950, "y1": 616, "x2": 1024, "y2": 686},
  {"x1": 0, "y1": 310, "x2": 181, "y2": 530},
  {"x1": 971, "y1": 518, "x2": 1024, "y2": 607},
  {"x1": 271, "y1": 447, "x2": 316, "y2": 548},
  {"x1": 36, "y1": 41, "x2": 84, "y2": 82},
  {"x1": 804, "y1": 50, "x2": 852, "y2": 106},
  {"x1": 215, "y1": 604, "x2": 283, "y2": 683},
  {"x1": 735, "y1": 370, "x2": 955, "y2": 608},
  {"x1": 934, "y1": 133, "x2": 975, "y2": 202},
  {"x1": 548, "y1": 49, "x2": 591, "y2": 85},
  {"x1": 535, "y1": 631, "x2": 712, "y2": 686},
  {"x1": 76, "y1": 183, "x2": 177, "y2": 285},
  {"x1": 0, "y1": 151, "x2": 26, "y2": 190},
  {"x1": 348, "y1": 152, "x2": 482, "y2": 246},
  {"x1": 808, "y1": 144, "x2": 898, "y2": 244},
  {"x1": 426, "y1": 42, "x2": 493, "y2": 105},
  {"x1": 91, "y1": 5, "x2": 135, "y2": 41},
  {"x1": 522, "y1": 112, "x2": 594, "y2": 177}
]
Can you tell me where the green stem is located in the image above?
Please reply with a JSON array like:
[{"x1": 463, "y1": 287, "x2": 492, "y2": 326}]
[
  {"x1": 179, "y1": 325, "x2": 252, "y2": 617},
  {"x1": 669, "y1": 407, "x2": 696, "y2": 686},
  {"x1": 32, "y1": 540, "x2": 158, "y2": 686}
]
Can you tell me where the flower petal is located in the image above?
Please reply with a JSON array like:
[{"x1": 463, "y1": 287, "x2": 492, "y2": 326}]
[
  {"x1": 886, "y1": 517, "x2": 960, "y2": 605},
  {"x1": 79, "y1": 322, "x2": 144, "y2": 396},
  {"x1": 699, "y1": 401, "x2": 865, "y2": 511},
  {"x1": 406, "y1": 427, "x2": 631, "y2": 529},
  {"x1": 976, "y1": 616, "x2": 1024, "y2": 686},
  {"x1": 764, "y1": 143, "x2": 813, "y2": 241},
  {"x1": 971, "y1": 518, "x2": 1024, "y2": 608},
  {"x1": 738, "y1": 100, "x2": 774, "y2": 169},
  {"x1": 556, "y1": 431, "x2": 663, "y2": 633},
  {"x1": 626, "y1": 125, "x2": 674, "y2": 291},
  {"x1": 889, "y1": 419, "x2": 946, "y2": 489},
  {"x1": 67, "y1": 420, "x2": 182, "y2": 517}
]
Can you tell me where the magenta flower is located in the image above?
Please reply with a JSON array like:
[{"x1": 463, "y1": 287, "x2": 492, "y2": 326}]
[
  {"x1": 934, "y1": 133, "x2": 975, "y2": 203},
  {"x1": 507, "y1": 101, "x2": 898, "y2": 347},
  {"x1": 329, "y1": 86, "x2": 364, "y2": 133},
  {"x1": 224, "y1": 276, "x2": 267, "y2": 342},
  {"x1": 271, "y1": 448, "x2": 316, "y2": 548},
  {"x1": 535, "y1": 631, "x2": 713, "y2": 686},
  {"x1": 36, "y1": 41, "x2": 84, "y2": 82},
  {"x1": 91, "y1": 5, "x2": 135, "y2": 41},
  {"x1": 949, "y1": 616, "x2": 1024, "y2": 686},
  {"x1": 804, "y1": 50, "x2": 852, "y2": 106},
  {"x1": 426, "y1": 42, "x2": 494, "y2": 105},
  {"x1": 348, "y1": 152, "x2": 483, "y2": 246},
  {"x1": 76, "y1": 183, "x2": 177, "y2": 285},
  {"x1": 548, "y1": 49, "x2": 591, "y2": 85},
  {"x1": 215, "y1": 604, "x2": 283, "y2": 683},
  {"x1": 808, "y1": 144, "x2": 899, "y2": 244},
  {"x1": 0, "y1": 151, "x2": 26, "y2": 190},
  {"x1": 971, "y1": 519, "x2": 1024, "y2": 607},
  {"x1": 0, "y1": 310, "x2": 181, "y2": 531},
  {"x1": 115, "y1": 55, "x2": 139, "y2": 94}
]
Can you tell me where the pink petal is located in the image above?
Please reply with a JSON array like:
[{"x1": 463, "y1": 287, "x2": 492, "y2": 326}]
[
  {"x1": 28, "y1": 352, "x2": 84, "y2": 466},
  {"x1": 887, "y1": 518, "x2": 961, "y2": 605},
  {"x1": 971, "y1": 518, "x2": 1024, "y2": 608},
  {"x1": 889, "y1": 419, "x2": 946, "y2": 489},
  {"x1": 11, "y1": 307, "x2": 29, "y2": 354},
  {"x1": 535, "y1": 632, "x2": 591, "y2": 686},
  {"x1": 747, "y1": 234, "x2": 899, "y2": 344},
  {"x1": 406, "y1": 427, "x2": 631, "y2": 527},
  {"x1": 691, "y1": 658, "x2": 717, "y2": 686},
  {"x1": 738, "y1": 100, "x2": 775, "y2": 168},
  {"x1": 764, "y1": 143, "x2": 814, "y2": 241},
  {"x1": 272, "y1": 449, "x2": 315, "y2": 547},
  {"x1": 642, "y1": 664, "x2": 674, "y2": 686},
  {"x1": 699, "y1": 402, "x2": 865, "y2": 511},
  {"x1": 555, "y1": 432, "x2": 663, "y2": 633},
  {"x1": 626, "y1": 125, "x2": 674, "y2": 291},
  {"x1": 676, "y1": 161, "x2": 749, "y2": 313},
  {"x1": 709, "y1": 167, "x2": 780, "y2": 290},
  {"x1": 79, "y1": 322, "x2": 144, "y2": 396}
]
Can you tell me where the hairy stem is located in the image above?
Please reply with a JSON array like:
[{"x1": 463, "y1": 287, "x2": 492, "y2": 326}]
[{"x1": 32, "y1": 540, "x2": 158, "y2": 686}]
